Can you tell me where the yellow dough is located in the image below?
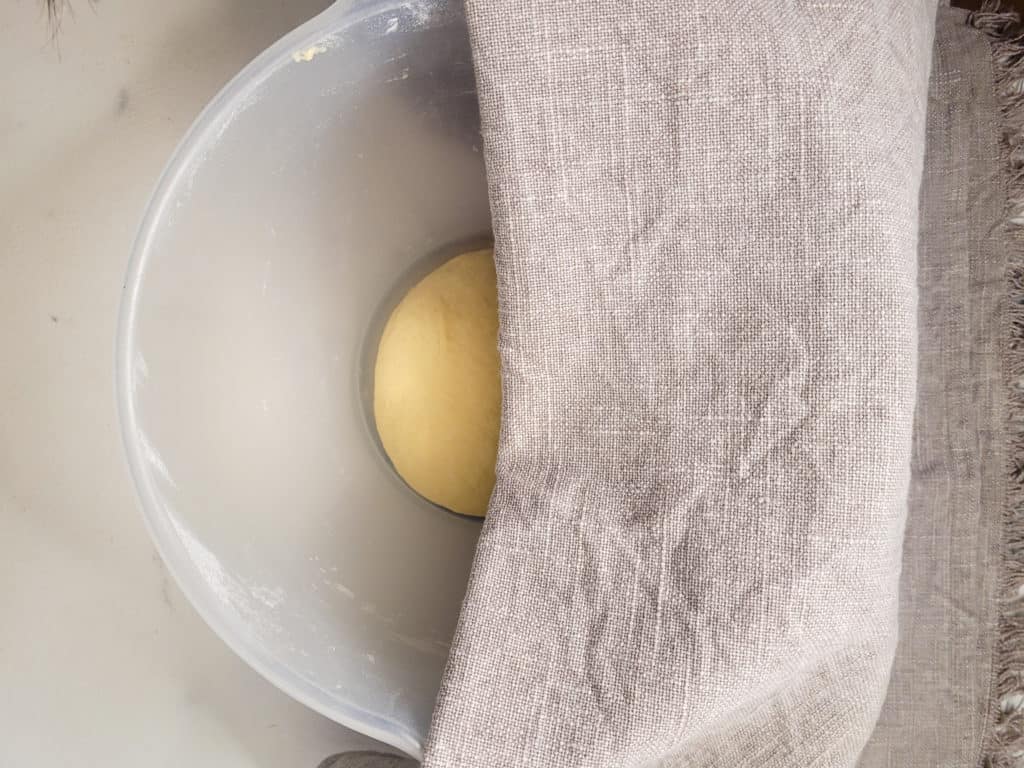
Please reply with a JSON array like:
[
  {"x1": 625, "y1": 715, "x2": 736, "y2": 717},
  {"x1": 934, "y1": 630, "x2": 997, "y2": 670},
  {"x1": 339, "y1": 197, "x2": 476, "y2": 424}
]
[{"x1": 373, "y1": 248, "x2": 500, "y2": 518}]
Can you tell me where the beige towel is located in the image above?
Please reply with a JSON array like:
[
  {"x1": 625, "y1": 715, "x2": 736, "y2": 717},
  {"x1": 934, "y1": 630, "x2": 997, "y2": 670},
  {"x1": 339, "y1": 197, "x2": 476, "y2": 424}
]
[{"x1": 423, "y1": 3, "x2": 1023, "y2": 766}]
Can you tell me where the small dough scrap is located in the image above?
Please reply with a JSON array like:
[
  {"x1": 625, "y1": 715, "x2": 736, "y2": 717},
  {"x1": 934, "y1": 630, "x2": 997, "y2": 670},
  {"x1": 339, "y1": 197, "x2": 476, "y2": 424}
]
[{"x1": 373, "y1": 249, "x2": 499, "y2": 518}]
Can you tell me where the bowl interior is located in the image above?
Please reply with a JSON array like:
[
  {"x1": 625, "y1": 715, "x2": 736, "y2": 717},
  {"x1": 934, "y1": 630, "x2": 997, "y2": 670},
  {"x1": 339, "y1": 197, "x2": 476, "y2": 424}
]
[{"x1": 119, "y1": 0, "x2": 488, "y2": 755}]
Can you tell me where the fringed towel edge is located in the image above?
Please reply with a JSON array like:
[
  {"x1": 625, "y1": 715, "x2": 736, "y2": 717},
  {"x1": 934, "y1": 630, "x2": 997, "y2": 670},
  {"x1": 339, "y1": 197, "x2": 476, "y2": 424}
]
[{"x1": 966, "y1": 4, "x2": 1024, "y2": 766}]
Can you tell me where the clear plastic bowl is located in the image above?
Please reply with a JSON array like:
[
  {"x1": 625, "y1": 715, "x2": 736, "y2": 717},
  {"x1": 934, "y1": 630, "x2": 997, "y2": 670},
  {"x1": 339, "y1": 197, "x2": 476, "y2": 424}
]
[{"x1": 117, "y1": 0, "x2": 487, "y2": 757}]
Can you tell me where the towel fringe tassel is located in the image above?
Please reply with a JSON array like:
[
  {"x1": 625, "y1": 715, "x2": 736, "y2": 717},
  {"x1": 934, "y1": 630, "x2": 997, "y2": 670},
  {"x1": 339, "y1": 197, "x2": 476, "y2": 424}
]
[{"x1": 968, "y1": 4, "x2": 1024, "y2": 766}]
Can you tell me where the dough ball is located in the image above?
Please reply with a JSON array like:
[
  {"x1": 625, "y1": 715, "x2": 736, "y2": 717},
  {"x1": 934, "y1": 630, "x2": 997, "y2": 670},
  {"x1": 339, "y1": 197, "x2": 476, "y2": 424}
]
[{"x1": 373, "y1": 248, "x2": 500, "y2": 518}]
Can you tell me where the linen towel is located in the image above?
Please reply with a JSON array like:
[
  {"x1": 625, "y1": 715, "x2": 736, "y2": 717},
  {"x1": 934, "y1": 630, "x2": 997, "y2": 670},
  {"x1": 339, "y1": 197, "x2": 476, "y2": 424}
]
[
  {"x1": 857, "y1": 7, "x2": 1011, "y2": 766},
  {"x1": 421, "y1": 2, "x2": 1024, "y2": 766}
]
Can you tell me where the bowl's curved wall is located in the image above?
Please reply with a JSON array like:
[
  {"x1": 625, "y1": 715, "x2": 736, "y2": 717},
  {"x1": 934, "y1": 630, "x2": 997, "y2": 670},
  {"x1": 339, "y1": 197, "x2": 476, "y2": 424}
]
[{"x1": 117, "y1": 0, "x2": 488, "y2": 756}]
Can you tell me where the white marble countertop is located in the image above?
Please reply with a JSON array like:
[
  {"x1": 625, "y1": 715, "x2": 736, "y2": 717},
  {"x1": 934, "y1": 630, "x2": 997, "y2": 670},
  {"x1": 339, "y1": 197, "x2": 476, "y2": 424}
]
[{"x1": 0, "y1": 1, "x2": 388, "y2": 764}]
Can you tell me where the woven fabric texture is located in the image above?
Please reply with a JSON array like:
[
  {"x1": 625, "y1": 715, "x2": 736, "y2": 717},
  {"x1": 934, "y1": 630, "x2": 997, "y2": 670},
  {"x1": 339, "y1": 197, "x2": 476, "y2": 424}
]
[{"x1": 423, "y1": 2, "x2": 1015, "y2": 766}]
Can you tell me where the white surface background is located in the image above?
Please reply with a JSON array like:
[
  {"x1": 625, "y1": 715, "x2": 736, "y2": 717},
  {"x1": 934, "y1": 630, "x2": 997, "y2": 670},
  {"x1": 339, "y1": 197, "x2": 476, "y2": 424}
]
[{"x1": 1, "y1": 1, "x2": 389, "y2": 764}]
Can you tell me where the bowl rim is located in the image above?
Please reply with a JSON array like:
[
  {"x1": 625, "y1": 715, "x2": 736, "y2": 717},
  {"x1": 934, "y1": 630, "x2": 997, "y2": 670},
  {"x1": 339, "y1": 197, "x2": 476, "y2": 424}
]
[{"x1": 115, "y1": 0, "x2": 443, "y2": 758}]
